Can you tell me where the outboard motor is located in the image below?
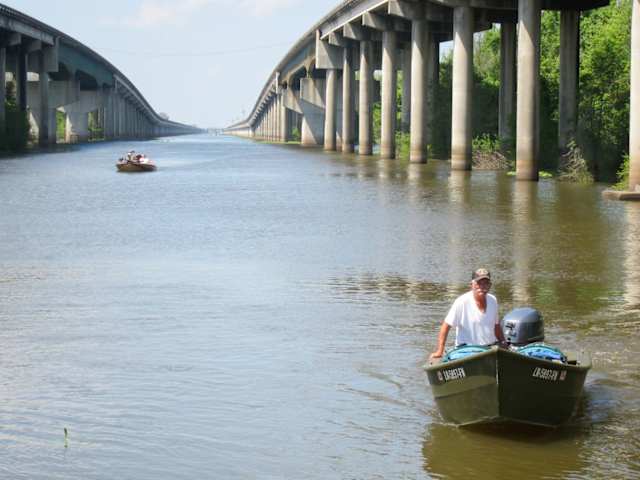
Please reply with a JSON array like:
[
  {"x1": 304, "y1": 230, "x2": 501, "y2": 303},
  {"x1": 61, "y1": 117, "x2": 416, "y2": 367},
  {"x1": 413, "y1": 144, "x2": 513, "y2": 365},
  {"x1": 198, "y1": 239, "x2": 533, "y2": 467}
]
[{"x1": 501, "y1": 307, "x2": 544, "y2": 346}]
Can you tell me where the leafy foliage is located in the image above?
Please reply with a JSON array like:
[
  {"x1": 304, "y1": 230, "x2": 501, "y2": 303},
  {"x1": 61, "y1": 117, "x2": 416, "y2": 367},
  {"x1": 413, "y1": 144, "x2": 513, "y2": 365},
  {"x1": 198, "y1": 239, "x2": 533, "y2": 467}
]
[{"x1": 0, "y1": 82, "x2": 29, "y2": 152}]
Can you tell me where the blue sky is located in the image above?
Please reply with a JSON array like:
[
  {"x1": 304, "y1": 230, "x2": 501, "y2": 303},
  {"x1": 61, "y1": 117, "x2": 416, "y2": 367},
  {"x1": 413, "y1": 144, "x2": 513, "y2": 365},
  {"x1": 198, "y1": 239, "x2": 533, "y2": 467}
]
[{"x1": 6, "y1": 0, "x2": 341, "y2": 128}]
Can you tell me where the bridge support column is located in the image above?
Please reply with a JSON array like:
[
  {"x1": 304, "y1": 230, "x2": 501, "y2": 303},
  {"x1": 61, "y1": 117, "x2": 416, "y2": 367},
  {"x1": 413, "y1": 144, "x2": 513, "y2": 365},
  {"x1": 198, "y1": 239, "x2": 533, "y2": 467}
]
[
  {"x1": 401, "y1": 46, "x2": 411, "y2": 134},
  {"x1": 66, "y1": 112, "x2": 88, "y2": 143},
  {"x1": 516, "y1": 0, "x2": 541, "y2": 181},
  {"x1": 273, "y1": 99, "x2": 278, "y2": 141},
  {"x1": 381, "y1": 30, "x2": 398, "y2": 159},
  {"x1": 410, "y1": 17, "x2": 428, "y2": 163},
  {"x1": 115, "y1": 96, "x2": 122, "y2": 138},
  {"x1": 300, "y1": 77, "x2": 324, "y2": 146},
  {"x1": 359, "y1": 40, "x2": 373, "y2": 155},
  {"x1": 342, "y1": 47, "x2": 355, "y2": 153},
  {"x1": 17, "y1": 50, "x2": 27, "y2": 112},
  {"x1": 499, "y1": 22, "x2": 516, "y2": 143},
  {"x1": 559, "y1": 10, "x2": 579, "y2": 154},
  {"x1": 0, "y1": 47, "x2": 5, "y2": 135},
  {"x1": 631, "y1": 0, "x2": 640, "y2": 190},
  {"x1": 451, "y1": 5, "x2": 473, "y2": 170},
  {"x1": 324, "y1": 68, "x2": 338, "y2": 151},
  {"x1": 280, "y1": 93, "x2": 289, "y2": 142},
  {"x1": 37, "y1": 51, "x2": 52, "y2": 146},
  {"x1": 271, "y1": 100, "x2": 276, "y2": 141},
  {"x1": 426, "y1": 36, "x2": 439, "y2": 150}
]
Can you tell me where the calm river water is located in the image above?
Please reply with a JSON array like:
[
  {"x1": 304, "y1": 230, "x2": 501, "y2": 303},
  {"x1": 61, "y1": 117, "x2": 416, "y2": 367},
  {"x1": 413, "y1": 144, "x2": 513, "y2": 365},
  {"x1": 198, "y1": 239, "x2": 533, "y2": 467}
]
[{"x1": 0, "y1": 134, "x2": 638, "y2": 479}]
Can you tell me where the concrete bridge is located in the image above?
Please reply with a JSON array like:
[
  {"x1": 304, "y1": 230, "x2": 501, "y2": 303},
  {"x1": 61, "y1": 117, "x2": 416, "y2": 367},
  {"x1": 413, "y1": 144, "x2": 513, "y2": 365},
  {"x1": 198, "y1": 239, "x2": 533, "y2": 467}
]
[
  {"x1": 0, "y1": 3, "x2": 199, "y2": 146},
  {"x1": 225, "y1": 0, "x2": 640, "y2": 192}
]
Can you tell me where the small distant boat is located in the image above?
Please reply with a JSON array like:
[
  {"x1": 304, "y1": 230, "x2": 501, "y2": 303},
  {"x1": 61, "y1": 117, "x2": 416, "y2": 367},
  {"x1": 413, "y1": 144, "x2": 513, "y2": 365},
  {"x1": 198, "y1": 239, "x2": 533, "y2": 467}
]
[
  {"x1": 425, "y1": 308, "x2": 591, "y2": 427},
  {"x1": 116, "y1": 152, "x2": 157, "y2": 172}
]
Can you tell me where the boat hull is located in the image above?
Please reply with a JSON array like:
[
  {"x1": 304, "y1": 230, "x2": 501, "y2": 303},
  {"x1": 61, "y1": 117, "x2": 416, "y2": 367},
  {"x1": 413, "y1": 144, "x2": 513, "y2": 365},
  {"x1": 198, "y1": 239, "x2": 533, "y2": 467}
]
[
  {"x1": 116, "y1": 162, "x2": 157, "y2": 172},
  {"x1": 425, "y1": 347, "x2": 590, "y2": 427}
]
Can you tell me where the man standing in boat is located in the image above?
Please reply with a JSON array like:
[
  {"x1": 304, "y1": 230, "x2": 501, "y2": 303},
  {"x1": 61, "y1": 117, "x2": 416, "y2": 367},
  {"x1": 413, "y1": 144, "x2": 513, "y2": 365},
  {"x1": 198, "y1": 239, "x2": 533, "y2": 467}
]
[{"x1": 429, "y1": 268, "x2": 506, "y2": 360}]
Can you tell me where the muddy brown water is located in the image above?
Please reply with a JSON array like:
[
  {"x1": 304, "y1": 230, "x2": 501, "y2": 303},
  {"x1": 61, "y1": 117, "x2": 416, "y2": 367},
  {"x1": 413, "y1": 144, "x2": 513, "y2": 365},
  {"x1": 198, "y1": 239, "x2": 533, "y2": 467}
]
[{"x1": 0, "y1": 135, "x2": 638, "y2": 479}]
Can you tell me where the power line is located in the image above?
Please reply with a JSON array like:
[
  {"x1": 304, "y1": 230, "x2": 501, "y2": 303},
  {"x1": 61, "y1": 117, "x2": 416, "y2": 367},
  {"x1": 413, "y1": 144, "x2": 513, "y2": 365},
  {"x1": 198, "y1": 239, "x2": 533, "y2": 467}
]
[{"x1": 96, "y1": 42, "x2": 292, "y2": 58}]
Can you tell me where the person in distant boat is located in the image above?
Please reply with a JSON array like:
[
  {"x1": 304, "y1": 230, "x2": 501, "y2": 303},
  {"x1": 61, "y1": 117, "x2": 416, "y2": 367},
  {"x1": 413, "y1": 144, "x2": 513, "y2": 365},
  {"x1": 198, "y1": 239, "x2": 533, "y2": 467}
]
[{"x1": 429, "y1": 268, "x2": 506, "y2": 361}]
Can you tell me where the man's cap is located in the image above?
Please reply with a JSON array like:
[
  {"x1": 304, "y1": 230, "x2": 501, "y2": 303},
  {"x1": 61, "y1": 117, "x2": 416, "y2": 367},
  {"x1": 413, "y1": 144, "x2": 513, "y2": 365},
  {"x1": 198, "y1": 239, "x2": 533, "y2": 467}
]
[{"x1": 472, "y1": 268, "x2": 491, "y2": 281}]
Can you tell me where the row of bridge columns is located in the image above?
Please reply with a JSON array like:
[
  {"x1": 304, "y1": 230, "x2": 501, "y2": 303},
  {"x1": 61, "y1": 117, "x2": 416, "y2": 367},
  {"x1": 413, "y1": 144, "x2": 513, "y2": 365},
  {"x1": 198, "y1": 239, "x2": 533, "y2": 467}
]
[
  {"x1": 244, "y1": 1, "x2": 640, "y2": 188},
  {"x1": 234, "y1": 1, "x2": 640, "y2": 190},
  {"x1": 0, "y1": 40, "x2": 189, "y2": 147}
]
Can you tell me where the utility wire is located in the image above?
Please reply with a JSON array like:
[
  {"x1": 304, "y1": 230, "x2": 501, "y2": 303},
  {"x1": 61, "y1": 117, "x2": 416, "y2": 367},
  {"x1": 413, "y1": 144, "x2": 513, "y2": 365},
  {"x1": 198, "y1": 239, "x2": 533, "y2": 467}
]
[{"x1": 96, "y1": 42, "x2": 292, "y2": 58}]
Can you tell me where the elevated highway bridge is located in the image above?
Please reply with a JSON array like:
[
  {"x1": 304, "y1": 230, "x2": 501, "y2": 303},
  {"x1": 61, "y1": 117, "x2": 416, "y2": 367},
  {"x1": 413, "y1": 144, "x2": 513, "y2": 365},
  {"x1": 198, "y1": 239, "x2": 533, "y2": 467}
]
[
  {"x1": 0, "y1": 3, "x2": 200, "y2": 146},
  {"x1": 225, "y1": 0, "x2": 640, "y2": 192}
]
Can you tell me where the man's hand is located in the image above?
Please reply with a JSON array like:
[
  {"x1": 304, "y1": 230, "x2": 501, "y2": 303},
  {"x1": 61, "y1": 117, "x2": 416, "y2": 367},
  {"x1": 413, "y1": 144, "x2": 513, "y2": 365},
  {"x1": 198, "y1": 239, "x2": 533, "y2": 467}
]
[{"x1": 429, "y1": 352, "x2": 443, "y2": 361}]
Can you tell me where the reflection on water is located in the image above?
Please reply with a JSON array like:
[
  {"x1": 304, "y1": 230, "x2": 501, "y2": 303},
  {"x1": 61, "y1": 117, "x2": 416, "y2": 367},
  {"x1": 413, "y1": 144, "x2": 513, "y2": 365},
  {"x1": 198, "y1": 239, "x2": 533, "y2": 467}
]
[
  {"x1": 512, "y1": 181, "x2": 538, "y2": 305},
  {"x1": 423, "y1": 422, "x2": 589, "y2": 480},
  {"x1": 1, "y1": 135, "x2": 639, "y2": 478},
  {"x1": 623, "y1": 204, "x2": 640, "y2": 311}
]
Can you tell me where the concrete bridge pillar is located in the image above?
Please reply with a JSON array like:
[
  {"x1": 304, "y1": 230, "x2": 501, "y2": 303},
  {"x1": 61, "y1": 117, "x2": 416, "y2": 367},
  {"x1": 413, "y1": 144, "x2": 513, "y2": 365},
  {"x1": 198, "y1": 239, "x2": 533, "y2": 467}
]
[
  {"x1": 267, "y1": 102, "x2": 271, "y2": 141},
  {"x1": 0, "y1": 47, "x2": 5, "y2": 133},
  {"x1": 426, "y1": 36, "x2": 439, "y2": 150},
  {"x1": 274, "y1": 98, "x2": 278, "y2": 141},
  {"x1": 280, "y1": 93, "x2": 289, "y2": 142},
  {"x1": 17, "y1": 50, "x2": 27, "y2": 112},
  {"x1": 275, "y1": 97, "x2": 280, "y2": 141},
  {"x1": 37, "y1": 50, "x2": 54, "y2": 146},
  {"x1": 516, "y1": 0, "x2": 541, "y2": 181},
  {"x1": 381, "y1": 29, "x2": 398, "y2": 159},
  {"x1": 62, "y1": 90, "x2": 101, "y2": 143},
  {"x1": 451, "y1": 5, "x2": 474, "y2": 170},
  {"x1": 401, "y1": 46, "x2": 411, "y2": 134},
  {"x1": 631, "y1": 0, "x2": 640, "y2": 190},
  {"x1": 342, "y1": 47, "x2": 355, "y2": 153},
  {"x1": 120, "y1": 97, "x2": 126, "y2": 138},
  {"x1": 410, "y1": 17, "x2": 428, "y2": 163},
  {"x1": 324, "y1": 68, "x2": 338, "y2": 150},
  {"x1": 115, "y1": 95, "x2": 122, "y2": 138},
  {"x1": 499, "y1": 22, "x2": 516, "y2": 143},
  {"x1": 359, "y1": 40, "x2": 373, "y2": 155},
  {"x1": 300, "y1": 76, "x2": 325, "y2": 146},
  {"x1": 65, "y1": 111, "x2": 88, "y2": 143},
  {"x1": 559, "y1": 10, "x2": 580, "y2": 153},
  {"x1": 270, "y1": 100, "x2": 275, "y2": 141}
]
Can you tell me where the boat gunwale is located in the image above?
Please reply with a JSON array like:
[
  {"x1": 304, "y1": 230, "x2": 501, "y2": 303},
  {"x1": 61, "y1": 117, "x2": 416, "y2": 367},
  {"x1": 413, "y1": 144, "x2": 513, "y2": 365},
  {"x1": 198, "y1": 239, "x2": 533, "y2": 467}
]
[{"x1": 424, "y1": 345, "x2": 592, "y2": 374}]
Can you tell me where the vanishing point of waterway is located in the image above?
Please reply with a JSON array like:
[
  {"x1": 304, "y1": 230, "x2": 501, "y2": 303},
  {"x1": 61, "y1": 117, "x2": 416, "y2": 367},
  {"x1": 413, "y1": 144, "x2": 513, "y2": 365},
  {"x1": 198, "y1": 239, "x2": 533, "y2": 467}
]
[{"x1": 0, "y1": 134, "x2": 639, "y2": 479}]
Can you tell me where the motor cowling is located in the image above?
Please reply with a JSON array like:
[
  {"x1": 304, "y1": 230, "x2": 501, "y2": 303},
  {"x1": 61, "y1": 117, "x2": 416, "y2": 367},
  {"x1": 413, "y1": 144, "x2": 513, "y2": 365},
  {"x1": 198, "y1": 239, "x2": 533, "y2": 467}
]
[{"x1": 501, "y1": 307, "x2": 544, "y2": 346}]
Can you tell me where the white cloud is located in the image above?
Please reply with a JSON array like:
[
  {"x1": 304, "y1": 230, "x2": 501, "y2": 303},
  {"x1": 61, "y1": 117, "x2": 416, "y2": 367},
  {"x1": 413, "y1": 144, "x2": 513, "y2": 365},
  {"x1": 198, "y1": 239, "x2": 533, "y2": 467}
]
[
  {"x1": 119, "y1": 0, "x2": 302, "y2": 29},
  {"x1": 124, "y1": 0, "x2": 211, "y2": 28},
  {"x1": 238, "y1": 0, "x2": 301, "y2": 17}
]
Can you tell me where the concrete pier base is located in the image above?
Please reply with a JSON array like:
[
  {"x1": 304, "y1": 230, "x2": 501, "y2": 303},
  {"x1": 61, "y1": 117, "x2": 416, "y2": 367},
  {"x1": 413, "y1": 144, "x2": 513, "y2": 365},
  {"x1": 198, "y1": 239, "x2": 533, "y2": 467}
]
[
  {"x1": 499, "y1": 22, "x2": 516, "y2": 143},
  {"x1": 410, "y1": 18, "x2": 427, "y2": 163},
  {"x1": 342, "y1": 47, "x2": 355, "y2": 153},
  {"x1": 324, "y1": 69, "x2": 337, "y2": 151},
  {"x1": 401, "y1": 47, "x2": 411, "y2": 134},
  {"x1": 380, "y1": 30, "x2": 398, "y2": 159},
  {"x1": 516, "y1": 0, "x2": 541, "y2": 181},
  {"x1": 559, "y1": 10, "x2": 579, "y2": 153},
  {"x1": 359, "y1": 40, "x2": 373, "y2": 155},
  {"x1": 451, "y1": 6, "x2": 473, "y2": 170}
]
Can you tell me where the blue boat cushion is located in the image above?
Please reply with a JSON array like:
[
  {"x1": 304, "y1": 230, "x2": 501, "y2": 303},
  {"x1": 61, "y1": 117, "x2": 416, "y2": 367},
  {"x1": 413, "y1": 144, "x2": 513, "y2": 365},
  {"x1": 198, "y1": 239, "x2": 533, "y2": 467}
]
[
  {"x1": 517, "y1": 343, "x2": 567, "y2": 363},
  {"x1": 443, "y1": 345, "x2": 490, "y2": 363}
]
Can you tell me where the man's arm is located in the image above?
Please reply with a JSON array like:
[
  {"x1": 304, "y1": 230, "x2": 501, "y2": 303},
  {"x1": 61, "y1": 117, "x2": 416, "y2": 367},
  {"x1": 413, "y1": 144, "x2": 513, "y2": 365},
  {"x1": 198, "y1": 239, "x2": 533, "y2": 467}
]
[{"x1": 429, "y1": 322, "x2": 451, "y2": 360}]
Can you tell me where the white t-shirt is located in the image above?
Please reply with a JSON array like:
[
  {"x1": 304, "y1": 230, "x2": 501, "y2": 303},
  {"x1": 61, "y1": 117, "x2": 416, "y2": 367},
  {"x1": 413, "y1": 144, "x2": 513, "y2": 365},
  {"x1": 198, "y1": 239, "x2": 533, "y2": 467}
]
[{"x1": 444, "y1": 291, "x2": 499, "y2": 346}]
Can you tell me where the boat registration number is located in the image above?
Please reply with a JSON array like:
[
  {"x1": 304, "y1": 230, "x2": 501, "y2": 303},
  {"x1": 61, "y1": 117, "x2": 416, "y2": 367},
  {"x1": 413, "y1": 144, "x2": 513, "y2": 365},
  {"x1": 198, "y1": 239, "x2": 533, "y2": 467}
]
[
  {"x1": 532, "y1": 367, "x2": 567, "y2": 381},
  {"x1": 437, "y1": 367, "x2": 466, "y2": 382}
]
